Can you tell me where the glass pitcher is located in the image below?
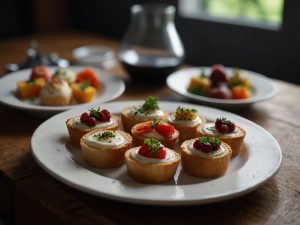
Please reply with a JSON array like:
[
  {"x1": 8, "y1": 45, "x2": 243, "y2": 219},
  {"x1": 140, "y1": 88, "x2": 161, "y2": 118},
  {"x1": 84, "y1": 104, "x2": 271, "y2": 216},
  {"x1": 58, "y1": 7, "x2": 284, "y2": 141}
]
[{"x1": 119, "y1": 3, "x2": 185, "y2": 84}]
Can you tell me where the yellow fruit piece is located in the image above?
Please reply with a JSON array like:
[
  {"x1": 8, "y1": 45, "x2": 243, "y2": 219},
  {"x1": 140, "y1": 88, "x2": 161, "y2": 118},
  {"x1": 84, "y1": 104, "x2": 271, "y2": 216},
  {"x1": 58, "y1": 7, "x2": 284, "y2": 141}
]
[
  {"x1": 71, "y1": 83, "x2": 97, "y2": 103},
  {"x1": 228, "y1": 71, "x2": 250, "y2": 89},
  {"x1": 187, "y1": 76, "x2": 211, "y2": 95},
  {"x1": 175, "y1": 106, "x2": 198, "y2": 121},
  {"x1": 17, "y1": 78, "x2": 45, "y2": 99},
  {"x1": 231, "y1": 85, "x2": 250, "y2": 99}
]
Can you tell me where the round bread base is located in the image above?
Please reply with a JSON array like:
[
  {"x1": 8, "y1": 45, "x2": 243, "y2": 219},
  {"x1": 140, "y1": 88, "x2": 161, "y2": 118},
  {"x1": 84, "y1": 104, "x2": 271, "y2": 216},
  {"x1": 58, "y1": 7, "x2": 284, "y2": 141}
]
[
  {"x1": 196, "y1": 124, "x2": 246, "y2": 157},
  {"x1": 80, "y1": 130, "x2": 132, "y2": 168},
  {"x1": 66, "y1": 115, "x2": 120, "y2": 148},
  {"x1": 40, "y1": 95, "x2": 71, "y2": 106},
  {"x1": 181, "y1": 139, "x2": 232, "y2": 178},
  {"x1": 125, "y1": 147, "x2": 180, "y2": 184}
]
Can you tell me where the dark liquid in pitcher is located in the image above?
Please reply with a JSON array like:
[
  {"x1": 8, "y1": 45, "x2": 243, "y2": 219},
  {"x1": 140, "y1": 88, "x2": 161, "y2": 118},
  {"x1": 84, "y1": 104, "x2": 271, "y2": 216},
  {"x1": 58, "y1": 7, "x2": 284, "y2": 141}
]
[{"x1": 120, "y1": 52, "x2": 182, "y2": 84}]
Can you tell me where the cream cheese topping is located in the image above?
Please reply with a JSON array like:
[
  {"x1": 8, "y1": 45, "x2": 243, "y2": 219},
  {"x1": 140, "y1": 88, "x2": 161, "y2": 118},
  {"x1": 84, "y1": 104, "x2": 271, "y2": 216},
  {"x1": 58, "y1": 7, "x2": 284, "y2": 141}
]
[
  {"x1": 53, "y1": 68, "x2": 76, "y2": 84},
  {"x1": 72, "y1": 116, "x2": 114, "y2": 131},
  {"x1": 85, "y1": 131, "x2": 125, "y2": 149},
  {"x1": 40, "y1": 79, "x2": 71, "y2": 98},
  {"x1": 130, "y1": 147, "x2": 176, "y2": 164},
  {"x1": 167, "y1": 113, "x2": 201, "y2": 126},
  {"x1": 127, "y1": 106, "x2": 165, "y2": 120},
  {"x1": 201, "y1": 123, "x2": 239, "y2": 137},
  {"x1": 188, "y1": 141, "x2": 226, "y2": 158}
]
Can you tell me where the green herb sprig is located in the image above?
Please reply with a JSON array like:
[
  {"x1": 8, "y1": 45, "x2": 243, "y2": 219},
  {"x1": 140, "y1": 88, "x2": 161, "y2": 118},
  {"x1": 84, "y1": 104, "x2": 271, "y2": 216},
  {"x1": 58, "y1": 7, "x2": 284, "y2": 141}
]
[
  {"x1": 198, "y1": 136, "x2": 221, "y2": 146},
  {"x1": 151, "y1": 118, "x2": 161, "y2": 128},
  {"x1": 79, "y1": 81, "x2": 90, "y2": 90},
  {"x1": 176, "y1": 106, "x2": 197, "y2": 113},
  {"x1": 142, "y1": 96, "x2": 159, "y2": 111},
  {"x1": 94, "y1": 131, "x2": 115, "y2": 140},
  {"x1": 89, "y1": 107, "x2": 100, "y2": 117},
  {"x1": 144, "y1": 138, "x2": 162, "y2": 156}
]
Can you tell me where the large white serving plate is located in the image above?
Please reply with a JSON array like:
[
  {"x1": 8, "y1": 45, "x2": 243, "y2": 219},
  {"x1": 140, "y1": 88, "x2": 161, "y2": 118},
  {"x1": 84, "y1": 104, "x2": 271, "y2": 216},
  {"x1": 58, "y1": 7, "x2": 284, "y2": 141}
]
[
  {"x1": 0, "y1": 66, "x2": 125, "y2": 117},
  {"x1": 167, "y1": 67, "x2": 277, "y2": 108},
  {"x1": 31, "y1": 101, "x2": 282, "y2": 206}
]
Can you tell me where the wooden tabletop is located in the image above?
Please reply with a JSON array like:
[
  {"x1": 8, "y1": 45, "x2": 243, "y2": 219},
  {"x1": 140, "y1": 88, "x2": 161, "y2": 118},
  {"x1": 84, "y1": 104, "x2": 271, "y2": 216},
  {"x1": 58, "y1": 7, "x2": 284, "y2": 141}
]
[{"x1": 0, "y1": 30, "x2": 299, "y2": 225}]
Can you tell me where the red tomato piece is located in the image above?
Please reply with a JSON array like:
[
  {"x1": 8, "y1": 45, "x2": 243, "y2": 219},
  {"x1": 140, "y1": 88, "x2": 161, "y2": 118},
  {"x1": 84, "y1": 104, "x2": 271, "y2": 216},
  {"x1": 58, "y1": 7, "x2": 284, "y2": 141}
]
[
  {"x1": 76, "y1": 68, "x2": 100, "y2": 88},
  {"x1": 135, "y1": 123, "x2": 153, "y2": 134},
  {"x1": 30, "y1": 66, "x2": 51, "y2": 81},
  {"x1": 138, "y1": 144, "x2": 150, "y2": 157},
  {"x1": 156, "y1": 147, "x2": 167, "y2": 159},
  {"x1": 155, "y1": 124, "x2": 175, "y2": 138}
]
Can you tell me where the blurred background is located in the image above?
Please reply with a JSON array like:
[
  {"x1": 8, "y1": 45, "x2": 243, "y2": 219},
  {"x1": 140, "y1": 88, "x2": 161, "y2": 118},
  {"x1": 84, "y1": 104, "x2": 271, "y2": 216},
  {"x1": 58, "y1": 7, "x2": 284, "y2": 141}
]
[{"x1": 0, "y1": 0, "x2": 299, "y2": 84}]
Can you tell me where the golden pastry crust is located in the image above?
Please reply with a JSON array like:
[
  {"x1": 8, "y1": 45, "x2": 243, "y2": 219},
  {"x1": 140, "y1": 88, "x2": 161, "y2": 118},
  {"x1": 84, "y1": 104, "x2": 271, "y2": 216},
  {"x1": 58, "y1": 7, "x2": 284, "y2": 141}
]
[
  {"x1": 120, "y1": 106, "x2": 169, "y2": 133},
  {"x1": 125, "y1": 147, "x2": 180, "y2": 184},
  {"x1": 131, "y1": 121, "x2": 179, "y2": 150},
  {"x1": 181, "y1": 139, "x2": 232, "y2": 178},
  {"x1": 80, "y1": 130, "x2": 132, "y2": 168},
  {"x1": 40, "y1": 95, "x2": 71, "y2": 106},
  {"x1": 168, "y1": 116, "x2": 206, "y2": 142},
  {"x1": 196, "y1": 123, "x2": 246, "y2": 157},
  {"x1": 66, "y1": 115, "x2": 121, "y2": 148}
]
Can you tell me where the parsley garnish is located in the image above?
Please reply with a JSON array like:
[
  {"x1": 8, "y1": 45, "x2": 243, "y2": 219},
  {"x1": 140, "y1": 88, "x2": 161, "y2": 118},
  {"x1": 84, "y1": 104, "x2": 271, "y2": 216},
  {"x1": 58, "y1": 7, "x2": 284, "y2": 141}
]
[
  {"x1": 151, "y1": 118, "x2": 161, "y2": 128},
  {"x1": 79, "y1": 81, "x2": 90, "y2": 90},
  {"x1": 198, "y1": 136, "x2": 221, "y2": 145},
  {"x1": 176, "y1": 106, "x2": 197, "y2": 113},
  {"x1": 216, "y1": 117, "x2": 231, "y2": 125},
  {"x1": 93, "y1": 131, "x2": 115, "y2": 140},
  {"x1": 144, "y1": 138, "x2": 162, "y2": 156},
  {"x1": 89, "y1": 107, "x2": 100, "y2": 117},
  {"x1": 142, "y1": 96, "x2": 159, "y2": 111},
  {"x1": 199, "y1": 67, "x2": 207, "y2": 78},
  {"x1": 26, "y1": 79, "x2": 36, "y2": 84}
]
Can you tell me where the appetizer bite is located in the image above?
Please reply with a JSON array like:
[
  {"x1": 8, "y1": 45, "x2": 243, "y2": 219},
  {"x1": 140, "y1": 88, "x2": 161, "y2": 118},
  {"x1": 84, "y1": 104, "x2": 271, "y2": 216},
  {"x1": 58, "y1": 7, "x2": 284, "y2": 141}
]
[
  {"x1": 181, "y1": 137, "x2": 232, "y2": 178},
  {"x1": 40, "y1": 78, "x2": 72, "y2": 106},
  {"x1": 131, "y1": 118, "x2": 179, "y2": 149},
  {"x1": 66, "y1": 107, "x2": 120, "y2": 147},
  {"x1": 167, "y1": 106, "x2": 206, "y2": 142},
  {"x1": 53, "y1": 68, "x2": 76, "y2": 84},
  {"x1": 121, "y1": 96, "x2": 168, "y2": 133},
  {"x1": 16, "y1": 66, "x2": 101, "y2": 105},
  {"x1": 187, "y1": 65, "x2": 251, "y2": 100},
  {"x1": 125, "y1": 138, "x2": 180, "y2": 183},
  {"x1": 196, "y1": 117, "x2": 246, "y2": 156},
  {"x1": 81, "y1": 130, "x2": 132, "y2": 168}
]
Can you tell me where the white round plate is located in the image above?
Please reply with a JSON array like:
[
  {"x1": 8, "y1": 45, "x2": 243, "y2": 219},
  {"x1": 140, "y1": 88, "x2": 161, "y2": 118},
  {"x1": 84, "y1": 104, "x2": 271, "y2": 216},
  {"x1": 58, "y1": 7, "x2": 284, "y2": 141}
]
[
  {"x1": 0, "y1": 66, "x2": 125, "y2": 117},
  {"x1": 31, "y1": 101, "x2": 282, "y2": 205},
  {"x1": 167, "y1": 67, "x2": 277, "y2": 108}
]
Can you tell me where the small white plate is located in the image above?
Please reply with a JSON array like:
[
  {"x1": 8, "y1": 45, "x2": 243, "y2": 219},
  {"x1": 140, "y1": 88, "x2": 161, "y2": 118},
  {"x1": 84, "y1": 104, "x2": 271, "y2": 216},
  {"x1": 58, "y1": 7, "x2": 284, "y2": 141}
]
[
  {"x1": 31, "y1": 101, "x2": 282, "y2": 206},
  {"x1": 167, "y1": 67, "x2": 277, "y2": 108},
  {"x1": 0, "y1": 66, "x2": 125, "y2": 117}
]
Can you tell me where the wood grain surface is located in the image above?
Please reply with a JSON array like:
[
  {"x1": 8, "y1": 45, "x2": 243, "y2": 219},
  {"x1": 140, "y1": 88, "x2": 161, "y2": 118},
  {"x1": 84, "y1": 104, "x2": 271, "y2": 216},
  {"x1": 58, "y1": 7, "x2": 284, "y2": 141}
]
[{"x1": 0, "y1": 30, "x2": 299, "y2": 225}]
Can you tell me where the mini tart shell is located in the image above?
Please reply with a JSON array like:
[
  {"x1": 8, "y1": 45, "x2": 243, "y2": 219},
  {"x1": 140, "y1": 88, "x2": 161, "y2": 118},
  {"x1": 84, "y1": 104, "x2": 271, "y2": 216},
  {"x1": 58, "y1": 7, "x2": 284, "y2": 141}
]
[
  {"x1": 181, "y1": 139, "x2": 232, "y2": 178},
  {"x1": 196, "y1": 123, "x2": 246, "y2": 157},
  {"x1": 131, "y1": 121, "x2": 179, "y2": 150},
  {"x1": 125, "y1": 147, "x2": 180, "y2": 184},
  {"x1": 40, "y1": 95, "x2": 71, "y2": 106},
  {"x1": 66, "y1": 115, "x2": 121, "y2": 148},
  {"x1": 121, "y1": 106, "x2": 169, "y2": 133},
  {"x1": 168, "y1": 116, "x2": 206, "y2": 142},
  {"x1": 80, "y1": 130, "x2": 132, "y2": 168}
]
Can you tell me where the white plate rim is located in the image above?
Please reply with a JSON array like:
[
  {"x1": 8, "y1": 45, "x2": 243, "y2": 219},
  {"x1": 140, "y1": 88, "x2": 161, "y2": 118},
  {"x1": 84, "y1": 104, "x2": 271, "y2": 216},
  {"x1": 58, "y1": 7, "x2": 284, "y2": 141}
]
[
  {"x1": 166, "y1": 67, "x2": 277, "y2": 106},
  {"x1": 31, "y1": 101, "x2": 282, "y2": 206},
  {"x1": 0, "y1": 66, "x2": 125, "y2": 113}
]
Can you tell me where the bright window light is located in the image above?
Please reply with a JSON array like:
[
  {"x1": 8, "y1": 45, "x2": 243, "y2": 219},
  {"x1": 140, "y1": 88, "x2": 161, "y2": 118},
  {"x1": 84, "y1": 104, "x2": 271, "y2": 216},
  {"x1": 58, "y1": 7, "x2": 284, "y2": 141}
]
[{"x1": 179, "y1": 0, "x2": 284, "y2": 30}]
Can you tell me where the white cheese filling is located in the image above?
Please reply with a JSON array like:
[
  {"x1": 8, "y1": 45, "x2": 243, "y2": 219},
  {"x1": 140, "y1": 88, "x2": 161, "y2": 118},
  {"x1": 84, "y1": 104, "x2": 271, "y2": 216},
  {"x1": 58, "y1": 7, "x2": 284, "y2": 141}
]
[
  {"x1": 72, "y1": 116, "x2": 114, "y2": 131},
  {"x1": 188, "y1": 141, "x2": 226, "y2": 158},
  {"x1": 85, "y1": 131, "x2": 125, "y2": 149},
  {"x1": 127, "y1": 106, "x2": 165, "y2": 120},
  {"x1": 201, "y1": 123, "x2": 239, "y2": 137},
  {"x1": 167, "y1": 113, "x2": 201, "y2": 126},
  {"x1": 130, "y1": 147, "x2": 176, "y2": 164}
]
